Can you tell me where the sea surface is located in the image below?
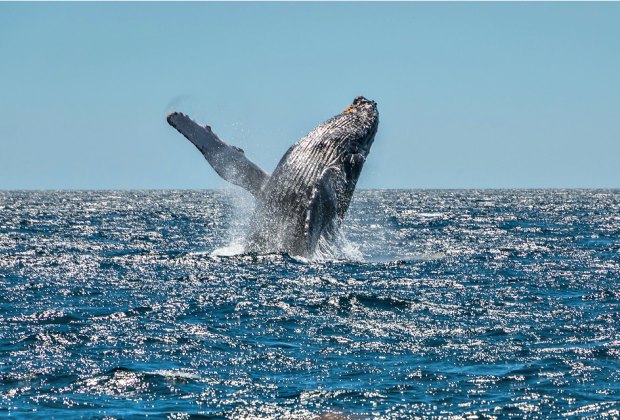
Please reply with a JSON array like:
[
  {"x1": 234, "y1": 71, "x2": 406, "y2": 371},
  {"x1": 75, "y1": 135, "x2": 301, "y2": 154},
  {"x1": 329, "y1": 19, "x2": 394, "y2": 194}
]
[{"x1": 1, "y1": 189, "x2": 619, "y2": 418}]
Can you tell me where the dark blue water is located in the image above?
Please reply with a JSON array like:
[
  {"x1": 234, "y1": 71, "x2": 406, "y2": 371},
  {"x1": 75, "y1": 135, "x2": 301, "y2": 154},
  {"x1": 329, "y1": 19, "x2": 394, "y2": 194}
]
[{"x1": 1, "y1": 190, "x2": 619, "y2": 417}]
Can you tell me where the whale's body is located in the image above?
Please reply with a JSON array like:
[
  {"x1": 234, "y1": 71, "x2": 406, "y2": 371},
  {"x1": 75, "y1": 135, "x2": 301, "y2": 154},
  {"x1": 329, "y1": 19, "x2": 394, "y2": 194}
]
[{"x1": 167, "y1": 96, "x2": 379, "y2": 257}]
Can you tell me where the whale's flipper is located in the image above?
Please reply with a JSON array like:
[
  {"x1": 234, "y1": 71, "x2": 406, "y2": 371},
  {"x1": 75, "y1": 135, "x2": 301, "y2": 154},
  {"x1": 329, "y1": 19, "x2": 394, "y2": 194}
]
[
  {"x1": 304, "y1": 167, "x2": 346, "y2": 252},
  {"x1": 167, "y1": 112, "x2": 270, "y2": 196}
]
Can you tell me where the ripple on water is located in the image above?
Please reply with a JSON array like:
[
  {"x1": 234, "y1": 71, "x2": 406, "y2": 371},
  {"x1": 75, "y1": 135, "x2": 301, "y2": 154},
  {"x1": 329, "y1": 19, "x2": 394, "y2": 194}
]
[{"x1": 0, "y1": 189, "x2": 619, "y2": 417}]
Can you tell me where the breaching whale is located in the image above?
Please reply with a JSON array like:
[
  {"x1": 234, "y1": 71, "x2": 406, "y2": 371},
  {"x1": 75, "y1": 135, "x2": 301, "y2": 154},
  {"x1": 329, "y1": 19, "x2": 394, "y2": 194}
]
[{"x1": 167, "y1": 96, "x2": 379, "y2": 257}]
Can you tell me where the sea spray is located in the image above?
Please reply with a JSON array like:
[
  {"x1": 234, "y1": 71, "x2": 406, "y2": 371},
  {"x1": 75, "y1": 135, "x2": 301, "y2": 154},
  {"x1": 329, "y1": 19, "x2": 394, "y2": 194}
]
[{"x1": 211, "y1": 186, "x2": 254, "y2": 257}]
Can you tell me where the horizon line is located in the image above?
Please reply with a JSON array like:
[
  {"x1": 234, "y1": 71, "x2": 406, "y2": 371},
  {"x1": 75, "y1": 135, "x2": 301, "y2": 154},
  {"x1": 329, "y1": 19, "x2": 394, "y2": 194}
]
[{"x1": 2, "y1": 187, "x2": 619, "y2": 192}]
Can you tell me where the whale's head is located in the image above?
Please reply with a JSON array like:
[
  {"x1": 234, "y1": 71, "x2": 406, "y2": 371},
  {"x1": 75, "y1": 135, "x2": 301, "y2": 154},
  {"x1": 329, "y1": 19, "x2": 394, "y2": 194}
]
[{"x1": 340, "y1": 96, "x2": 379, "y2": 156}]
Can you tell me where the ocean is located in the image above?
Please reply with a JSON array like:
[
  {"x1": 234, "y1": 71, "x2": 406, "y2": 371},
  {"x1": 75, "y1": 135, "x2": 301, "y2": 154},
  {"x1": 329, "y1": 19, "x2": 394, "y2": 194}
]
[{"x1": 1, "y1": 189, "x2": 619, "y2": 417}]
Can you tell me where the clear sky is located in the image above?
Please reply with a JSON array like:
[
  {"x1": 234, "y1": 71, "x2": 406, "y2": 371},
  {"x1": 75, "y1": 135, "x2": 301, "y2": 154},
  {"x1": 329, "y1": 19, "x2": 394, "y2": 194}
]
[{"x1": 1, "y1": 2, "x2": 619, "y2": 189}]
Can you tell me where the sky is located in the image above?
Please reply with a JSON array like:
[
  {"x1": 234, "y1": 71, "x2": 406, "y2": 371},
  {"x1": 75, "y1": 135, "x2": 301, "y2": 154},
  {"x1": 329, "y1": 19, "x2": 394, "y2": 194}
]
[{"x1": 1, "y1": 2, "x2": 619, "y2": 190}]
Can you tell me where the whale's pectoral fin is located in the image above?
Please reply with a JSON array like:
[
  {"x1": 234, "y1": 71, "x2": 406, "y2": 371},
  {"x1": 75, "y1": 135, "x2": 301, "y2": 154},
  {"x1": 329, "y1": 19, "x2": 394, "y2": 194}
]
[
  {"x1": 167, "y1": 112, "x2": 270, "y2": 197},
  {"x1": 304, "y1": 167, "x2": 346, "y2": 252}
]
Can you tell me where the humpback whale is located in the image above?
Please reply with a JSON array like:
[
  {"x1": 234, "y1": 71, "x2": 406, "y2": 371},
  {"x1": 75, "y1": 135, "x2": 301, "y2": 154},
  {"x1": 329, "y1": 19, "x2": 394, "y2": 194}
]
[{"x1": 167, "y1": 96, "x2": 379, "y2": 257}]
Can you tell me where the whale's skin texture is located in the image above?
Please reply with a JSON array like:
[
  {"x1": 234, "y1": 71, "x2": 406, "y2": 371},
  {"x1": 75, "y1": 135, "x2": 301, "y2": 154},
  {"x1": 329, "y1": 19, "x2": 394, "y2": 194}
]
[{"x1": 167, "y1": 96, "x2": 379, "y2": 257}]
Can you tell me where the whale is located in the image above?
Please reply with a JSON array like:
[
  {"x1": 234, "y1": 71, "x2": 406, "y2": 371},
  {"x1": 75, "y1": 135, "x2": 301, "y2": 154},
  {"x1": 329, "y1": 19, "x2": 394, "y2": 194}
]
[{"x1": 167, "y1": 96, "x2": 379, "y2": 257}]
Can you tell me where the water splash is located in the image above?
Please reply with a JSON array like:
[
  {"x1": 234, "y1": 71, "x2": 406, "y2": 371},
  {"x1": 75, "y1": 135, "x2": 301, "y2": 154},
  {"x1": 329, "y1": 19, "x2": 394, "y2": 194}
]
[
  {"x1": 211, "y1": 186, "x2": 254, "y2": 257},
  {"x1": 313, "y1": 229, "x2": 364, "y2": 262},
  {"x1": 210, "y1": 186, "x2": 366, "y2": 262}
]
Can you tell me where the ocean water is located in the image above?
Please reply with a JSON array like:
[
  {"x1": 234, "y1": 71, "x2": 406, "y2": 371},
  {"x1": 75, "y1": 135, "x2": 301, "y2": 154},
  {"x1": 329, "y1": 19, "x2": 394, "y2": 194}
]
[{"x1": 1, "y1": 189, "x2": 619, "y2": 418}]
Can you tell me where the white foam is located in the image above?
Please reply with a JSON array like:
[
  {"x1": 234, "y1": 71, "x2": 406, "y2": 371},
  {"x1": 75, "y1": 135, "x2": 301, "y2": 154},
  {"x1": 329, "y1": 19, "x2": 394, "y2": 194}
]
[{"x1": 211, "y1": 243, "x2": 245, "y2": 257}]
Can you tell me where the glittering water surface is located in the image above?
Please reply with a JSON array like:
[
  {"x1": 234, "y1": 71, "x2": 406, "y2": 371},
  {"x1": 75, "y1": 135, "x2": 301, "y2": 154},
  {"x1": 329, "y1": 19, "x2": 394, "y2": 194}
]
[{"x1": 1, "y1": 190, "x2": 620, "y2": 417}]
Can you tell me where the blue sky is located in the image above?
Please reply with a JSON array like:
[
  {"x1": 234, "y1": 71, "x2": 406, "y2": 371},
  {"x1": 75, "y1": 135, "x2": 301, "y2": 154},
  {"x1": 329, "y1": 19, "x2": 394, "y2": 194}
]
[{"x1": 1, "y1": 2, "x2": 619, "y2": 189}]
